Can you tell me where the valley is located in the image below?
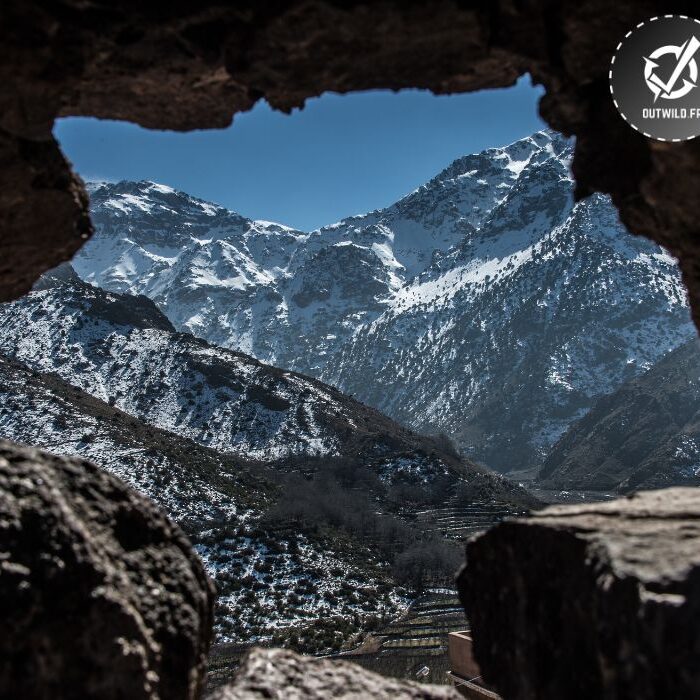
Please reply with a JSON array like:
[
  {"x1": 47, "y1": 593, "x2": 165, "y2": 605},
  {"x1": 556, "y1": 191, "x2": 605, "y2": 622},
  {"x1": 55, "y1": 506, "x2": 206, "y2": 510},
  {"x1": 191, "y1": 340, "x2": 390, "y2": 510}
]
[{"x1": 73, "y1": 130, "x2": 694, "y2": 477}]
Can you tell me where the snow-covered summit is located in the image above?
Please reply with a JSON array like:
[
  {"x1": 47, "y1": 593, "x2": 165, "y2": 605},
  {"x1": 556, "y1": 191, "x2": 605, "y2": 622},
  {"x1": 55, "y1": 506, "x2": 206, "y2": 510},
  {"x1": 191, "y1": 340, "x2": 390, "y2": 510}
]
[{"x1": 75, "y1": 130, "x2": 571, "y2": 366}]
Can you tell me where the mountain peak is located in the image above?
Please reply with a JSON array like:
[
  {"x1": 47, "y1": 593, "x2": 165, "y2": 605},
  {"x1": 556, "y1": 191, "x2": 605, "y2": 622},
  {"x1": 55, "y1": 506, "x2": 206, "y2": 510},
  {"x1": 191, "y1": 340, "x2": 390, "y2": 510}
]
[
  {"x1": 425, "y1": 128, "x2": 571, "y2": 189},
  {"x1": 87, "y1": 179, "x2": 234, "y2": 220}
]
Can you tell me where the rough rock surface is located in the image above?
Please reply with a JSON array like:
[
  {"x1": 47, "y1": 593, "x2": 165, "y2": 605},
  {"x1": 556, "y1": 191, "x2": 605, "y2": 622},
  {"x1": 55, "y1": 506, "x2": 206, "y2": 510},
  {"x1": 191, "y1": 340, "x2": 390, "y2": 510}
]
[
  {"x1": 0, "y1": 439, "x2": 215, "y2": 700},
  {"x1": 3, "y1": 0, "x2": 700, "y2": 334},
  {"x1": 457, "y1": 488, "x2": 700, "y2": 700},
  {"x1": 208, "y1": 647, "x2": 460, "y2": 699}
]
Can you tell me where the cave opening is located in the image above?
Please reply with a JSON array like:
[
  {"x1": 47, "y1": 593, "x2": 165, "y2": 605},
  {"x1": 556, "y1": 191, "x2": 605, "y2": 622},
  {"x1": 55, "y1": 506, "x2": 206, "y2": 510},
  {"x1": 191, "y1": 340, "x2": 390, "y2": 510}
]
[{"x1": 2, "y1": 3, "x2": 700, "y2": 698}]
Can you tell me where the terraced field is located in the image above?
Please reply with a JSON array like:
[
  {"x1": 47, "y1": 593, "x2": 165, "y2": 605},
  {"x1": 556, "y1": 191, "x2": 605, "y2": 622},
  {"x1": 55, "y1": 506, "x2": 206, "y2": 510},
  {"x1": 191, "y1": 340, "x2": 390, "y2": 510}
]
[
  {"x1": 410, "y1": 499, "x2": 528, "y2": 540},
  {"x1": 336, "y1": 593, "x2": 467, "y2": 684},
  {"x1": 204, "y1": 498, "x2": 525, "y2": 693},
  {"x1": 329, "y1": 500, "x2": 522, "y2": 685}
]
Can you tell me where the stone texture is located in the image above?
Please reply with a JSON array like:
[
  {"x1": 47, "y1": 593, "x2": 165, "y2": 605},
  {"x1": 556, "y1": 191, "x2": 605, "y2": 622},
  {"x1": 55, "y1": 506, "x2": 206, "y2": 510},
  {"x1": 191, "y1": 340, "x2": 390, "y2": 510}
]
[
  {"x1": 208, "y1": 647, "x2": 461, "y2": 699},
  {"x1": 0, "y1": 439, "x2": 215, "y2": 700},
  {"x1": 0, "y1": 129, "x2": 92, "y2": 301},
  {"x1": 3, "y1": 0, "x2": 700, "y2": 333},
  {"x1": 457, "y1": 488, "x2": 700, "y2": 700}
]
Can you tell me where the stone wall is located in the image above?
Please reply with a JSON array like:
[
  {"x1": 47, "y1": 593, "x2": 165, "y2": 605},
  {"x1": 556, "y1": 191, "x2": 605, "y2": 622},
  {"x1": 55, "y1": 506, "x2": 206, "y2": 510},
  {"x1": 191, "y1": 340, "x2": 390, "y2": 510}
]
[{"x1": 457, "y1": 489, "x2": 700, "y2": 700}]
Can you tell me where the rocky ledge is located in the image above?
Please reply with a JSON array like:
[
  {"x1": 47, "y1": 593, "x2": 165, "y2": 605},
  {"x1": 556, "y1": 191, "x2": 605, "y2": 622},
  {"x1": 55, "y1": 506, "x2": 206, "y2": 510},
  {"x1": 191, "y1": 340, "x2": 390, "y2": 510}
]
[
  {"x1": 457, "y1": 488, "x2": 700, "y2": 700},
  {"x1": 0, "y1": 440, "x2": 215, "y2": 700},
  {"x1": 209, "y1": 647, "x2": 460, "y2": 699}
]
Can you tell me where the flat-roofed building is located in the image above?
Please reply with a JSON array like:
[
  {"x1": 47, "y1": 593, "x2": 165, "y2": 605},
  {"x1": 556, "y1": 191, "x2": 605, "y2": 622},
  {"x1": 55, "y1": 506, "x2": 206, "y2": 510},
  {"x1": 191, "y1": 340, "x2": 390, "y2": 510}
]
[{"x1": 447, "y1": 631, "x2": 501, "y2": 700}]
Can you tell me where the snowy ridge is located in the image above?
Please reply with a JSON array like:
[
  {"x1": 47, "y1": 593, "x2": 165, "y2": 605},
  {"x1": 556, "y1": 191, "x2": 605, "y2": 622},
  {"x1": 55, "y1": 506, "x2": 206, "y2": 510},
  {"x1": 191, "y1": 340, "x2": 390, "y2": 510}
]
[
  {"x1": 0, "y1": 276, "x2": 341, "y2": 461},
  {"x1": 0, "y1": 267, "x2": 528, "y2": 503}
]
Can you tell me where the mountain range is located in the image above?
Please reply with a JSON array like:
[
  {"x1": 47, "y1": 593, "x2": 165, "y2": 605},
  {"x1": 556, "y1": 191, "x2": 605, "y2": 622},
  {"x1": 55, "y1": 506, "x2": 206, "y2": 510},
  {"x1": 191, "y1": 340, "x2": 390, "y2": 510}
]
[
  {"x1": 72, "y1": 130, "x2": 694, "y2": 475},
  {"x1": 2, "y1": 126, "x2": 699, "y2": 655}
]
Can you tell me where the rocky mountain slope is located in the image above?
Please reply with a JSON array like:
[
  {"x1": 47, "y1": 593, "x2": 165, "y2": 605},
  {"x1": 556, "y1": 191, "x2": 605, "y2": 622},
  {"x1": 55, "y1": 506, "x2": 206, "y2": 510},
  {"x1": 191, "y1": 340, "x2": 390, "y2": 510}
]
[
  {"x1": 329, "y1": 191, "x2": 692, "y2": 473},
  {"x1": 72, "y1": 130, "x2": 694, "y2": 475},
  {"x1": 539, "y1": 339, "x2": 700, "y2": 492},
  {"x1": 0, "y1": 353, "x2": 404, "y2": 650},
  {"x1": 0, "y1": 265, "x2": 523, "y2": 502},
  {"x1": 0, "y1": 266, "x2": 533, "y2": 648}
]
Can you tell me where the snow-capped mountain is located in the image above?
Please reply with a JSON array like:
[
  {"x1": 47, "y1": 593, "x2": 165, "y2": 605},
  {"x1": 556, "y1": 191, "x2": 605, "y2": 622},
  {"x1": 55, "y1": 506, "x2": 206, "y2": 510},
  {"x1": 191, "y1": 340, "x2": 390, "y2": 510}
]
[
  {"x1": 0, "y1": 265, "x2": 528, "y2": 503},
  {"x1": 74, "y1": 131, "x2": 568, "y2": 375},
  {"x1": 72, "y1": 130, "x2": 694, "y2": 474}
]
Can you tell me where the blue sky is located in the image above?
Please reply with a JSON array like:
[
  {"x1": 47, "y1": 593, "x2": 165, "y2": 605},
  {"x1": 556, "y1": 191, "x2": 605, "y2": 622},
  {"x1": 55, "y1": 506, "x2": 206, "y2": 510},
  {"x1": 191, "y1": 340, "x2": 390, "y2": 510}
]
[{"x1": 55, "y1": 75, "x2": 545, "y2": 231}]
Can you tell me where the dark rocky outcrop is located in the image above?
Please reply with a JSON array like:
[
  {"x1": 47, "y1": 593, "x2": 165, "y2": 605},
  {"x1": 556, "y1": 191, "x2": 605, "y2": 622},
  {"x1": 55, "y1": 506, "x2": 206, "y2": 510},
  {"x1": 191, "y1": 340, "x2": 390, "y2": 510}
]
[
  {"x1": 0, "y1": 440, "x2": 215, "y2": 700},
  {"x1": 0, "y1": 129, "x2": 92, "y2": 302},
  {"x1": 3, "y1": 0, "x2": 700, "y2": 336},
  {"x1": 36, "y1": 263, "x2": 177, "y2": 332},
  {"x1": 540, "y1": 339, "x2": 700, "y2": 492},
  {"x1": 208, "y1": 647, "x2": 460, "y2": 699},
  {"x1": 457, "y1": 488, "x2": 700, "y2": 700}
]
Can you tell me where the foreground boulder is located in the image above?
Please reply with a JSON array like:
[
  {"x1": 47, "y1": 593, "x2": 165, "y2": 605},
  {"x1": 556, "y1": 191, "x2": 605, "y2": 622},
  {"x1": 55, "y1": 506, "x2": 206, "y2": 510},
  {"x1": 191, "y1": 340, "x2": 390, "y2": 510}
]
[
  {"x1": 0, "y1": 440, "x2": 215, "y2": 699},
  {"x1": 457, "y1": 488, "x2": 700, "y2": 700},
  {"x1": 209, "y1": 647, "x2": 460, "y2": 699}
]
